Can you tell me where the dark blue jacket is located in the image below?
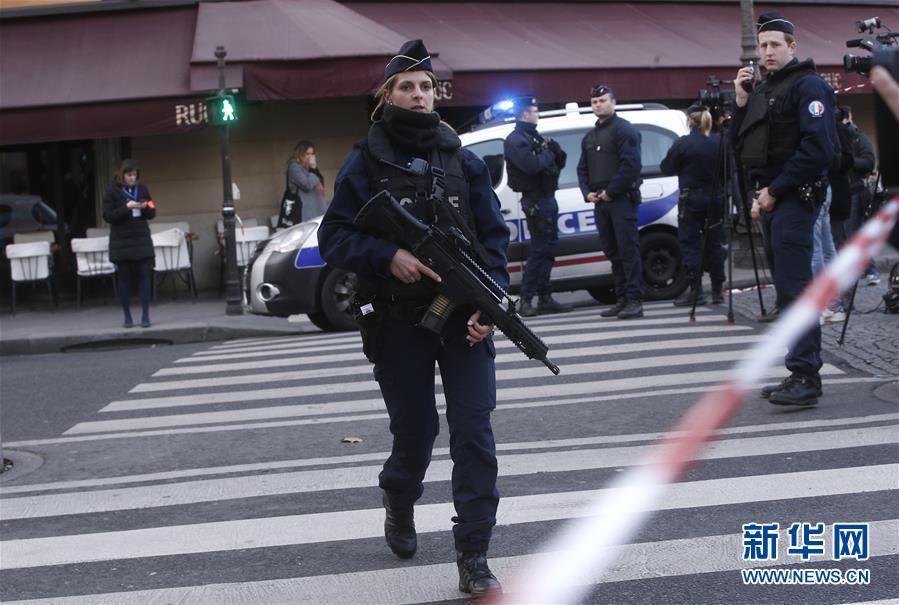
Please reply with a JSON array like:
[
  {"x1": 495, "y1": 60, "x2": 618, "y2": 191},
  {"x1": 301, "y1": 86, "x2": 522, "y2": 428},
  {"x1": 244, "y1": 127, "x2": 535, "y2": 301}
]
[
  {"x1": 731, "y1": 58, "x2": 836, "y2": 199},
  {"x1": 660, "y1": 130, "x2": 720, "y2": 190},
  {"x1": 318, "y1": 146, "x2": 510, "y2": 290},
  {"x1": 576, "y1": 114, "x2": 642, "y2": 200},
  {"x1": 504, "y1": 122, "x2": 556, "y2": 183}
]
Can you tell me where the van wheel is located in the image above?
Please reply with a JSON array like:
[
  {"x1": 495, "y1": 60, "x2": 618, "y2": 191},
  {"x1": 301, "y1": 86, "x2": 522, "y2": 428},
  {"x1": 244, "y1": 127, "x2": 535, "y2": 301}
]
[
  {"x1": 641, "y1": 231, "x2": 686, "y2": 301},
  {"x1": 306, "y1": 311, "x2": 334, "y2": 332},
  {"x1": 319, "y1": 268, "x2": 360, "y2": 332},
  {"x1": 587, "y1": 286, "x2": 616, "y2": 304}
]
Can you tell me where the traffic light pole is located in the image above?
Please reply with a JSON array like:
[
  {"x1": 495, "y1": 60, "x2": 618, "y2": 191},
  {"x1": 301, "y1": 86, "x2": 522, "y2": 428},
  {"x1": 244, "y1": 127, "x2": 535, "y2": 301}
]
[{"x1": 216, "y1": 46, "x2": 243, "y2": 315}]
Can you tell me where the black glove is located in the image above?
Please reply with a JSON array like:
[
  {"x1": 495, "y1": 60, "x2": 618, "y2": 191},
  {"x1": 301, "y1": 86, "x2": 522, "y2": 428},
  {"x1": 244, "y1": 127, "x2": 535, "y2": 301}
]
[{"x1": 546, "y1": 139, "x2": 566, "y2": 168}]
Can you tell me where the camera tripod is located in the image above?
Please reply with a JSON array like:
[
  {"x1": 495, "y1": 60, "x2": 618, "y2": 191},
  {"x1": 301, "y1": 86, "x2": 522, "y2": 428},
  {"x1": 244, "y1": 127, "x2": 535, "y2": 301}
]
[{"x1": 685, "y1": 119, "x2": 768, "y2": 322}]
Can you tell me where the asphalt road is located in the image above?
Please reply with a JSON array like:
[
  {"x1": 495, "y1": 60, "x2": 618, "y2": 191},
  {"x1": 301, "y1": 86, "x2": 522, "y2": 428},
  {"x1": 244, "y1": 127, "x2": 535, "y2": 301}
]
[{"x1": 1, "y1": 299, "x2": 897, "y2": 604}]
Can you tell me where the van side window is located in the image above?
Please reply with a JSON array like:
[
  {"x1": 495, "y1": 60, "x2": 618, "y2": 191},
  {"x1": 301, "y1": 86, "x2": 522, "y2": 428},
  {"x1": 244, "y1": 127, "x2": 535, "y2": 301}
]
[
  {"x1": 551, "y1": 125, "x2": 678, "y2": 188},
  {"x1": 465, "y1": 139, "x2": 504, "y2": 188}
]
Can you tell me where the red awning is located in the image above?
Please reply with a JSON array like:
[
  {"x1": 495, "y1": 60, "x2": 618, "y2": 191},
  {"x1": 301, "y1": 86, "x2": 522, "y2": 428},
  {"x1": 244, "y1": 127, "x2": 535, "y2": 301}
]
[
  {"x1": 189, "y1": 0, "x2": 451, "y2": 101},
  {"x1": 348, "y1": 2, "x2": 893, "y2": 105},
  {"x1": 0, "y1": 5, "x2": 202, "y2": 144}
]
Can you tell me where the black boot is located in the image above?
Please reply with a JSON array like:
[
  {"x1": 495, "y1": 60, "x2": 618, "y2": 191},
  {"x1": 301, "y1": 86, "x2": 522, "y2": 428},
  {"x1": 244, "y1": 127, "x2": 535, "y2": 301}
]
[
  {"x1": 617, "y1": 300, "x2": 644, "y2": 319},
  {"x1": 768, "y1": 372, "x2": 822, "y2": 407},
  {"x1": 537, "y1": 294, "x2": 573, "y2": 314},
  {"x1": 711, "y1": 282, "x2": 724, "y2": 304},
  {"x1": 762, "y1": 372, "x2": 822, "y2": 398},
  {"x1": 383, "y1": 491, "x2": 416, "y2": 559},
  {"x1": 600, "y1": 300, "x2": 627, "y2": 317},
  {"x1": 673, "y1": 284, "x2": 707, "y2": 307},
  {"x1": 519, "y1": 297, "x2": 537, "y2": 317},
  {"x1": 457, "y1": 551, "x2": 502, "y2": 597}
]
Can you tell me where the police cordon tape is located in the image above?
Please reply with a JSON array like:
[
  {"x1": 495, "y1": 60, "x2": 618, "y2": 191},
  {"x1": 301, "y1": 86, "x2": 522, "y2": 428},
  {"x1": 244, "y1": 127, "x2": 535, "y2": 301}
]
[{"x1": 497, "y1": 197, "x2": 899, "y2": 605}]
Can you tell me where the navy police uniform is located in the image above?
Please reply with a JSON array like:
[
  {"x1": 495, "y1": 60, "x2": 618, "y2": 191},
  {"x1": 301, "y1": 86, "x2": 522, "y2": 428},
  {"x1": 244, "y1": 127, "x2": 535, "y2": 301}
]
[
  {"x1": 661, "y1": 127, "x2": 726, "y2": 299},
  {"x1": 317, "y1": 59, "x2": 509, "y2": 563},
  {"x1": 577, "y1": 99, "x2": 643, "y2": 307},
  {"x1": 503, "y1": 107, "x2": 566, "y2": 312},
  {"x1": 732, "y1": 13, "x2": 836, "y2": 402}
]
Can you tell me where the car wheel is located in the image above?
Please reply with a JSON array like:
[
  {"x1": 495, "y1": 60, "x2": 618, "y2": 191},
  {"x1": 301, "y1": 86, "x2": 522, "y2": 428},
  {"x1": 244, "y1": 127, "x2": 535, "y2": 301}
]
[
  {"x1": 640, "y1": 230, "x2": 687, "y2": 301},
  {"x1": 319, "y1": 268, "x2": 360, "y2": 332},
  {"x1": 587, "y1": 286, "x2": 616, "y2": 304},
  {"x1": 306, "y1": 311, "x2": 334, "y2": 332}
]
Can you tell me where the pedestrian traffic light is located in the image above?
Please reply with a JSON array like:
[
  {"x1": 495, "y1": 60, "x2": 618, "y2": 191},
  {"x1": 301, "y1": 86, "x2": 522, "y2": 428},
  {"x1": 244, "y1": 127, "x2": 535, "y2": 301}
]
[{"x1": 206, "y1": 94, "x2": 238, "y2": 126}]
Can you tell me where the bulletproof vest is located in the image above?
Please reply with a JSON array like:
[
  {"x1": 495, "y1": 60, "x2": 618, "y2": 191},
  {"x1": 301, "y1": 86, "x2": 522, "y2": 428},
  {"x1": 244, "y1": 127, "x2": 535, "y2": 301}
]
[
  {"x1": 736, "y1": 59, "x2": 817, "y2": 169},
  {"x1": 583, "y1": 117, "x2": 620, "y2": 190},
  {"x1": 359, "y1": 121, "x2": 481, "y2": 300},
  {"x1": 505, "y1": 128, "x2": 545, "y2": 193}
]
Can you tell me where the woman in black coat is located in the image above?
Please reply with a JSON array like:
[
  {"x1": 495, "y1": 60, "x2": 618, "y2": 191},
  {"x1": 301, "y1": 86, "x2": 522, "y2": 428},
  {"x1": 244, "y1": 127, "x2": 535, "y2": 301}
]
[{"x1": 102, "y1": 158, "x2": 156, "y2": 327}]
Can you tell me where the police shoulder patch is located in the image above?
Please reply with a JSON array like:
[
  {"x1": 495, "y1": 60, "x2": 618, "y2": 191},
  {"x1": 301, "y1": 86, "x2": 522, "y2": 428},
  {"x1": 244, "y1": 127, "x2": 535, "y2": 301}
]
[{"x1": 808, "y1": 100, "x2": 825, "y2": 117}]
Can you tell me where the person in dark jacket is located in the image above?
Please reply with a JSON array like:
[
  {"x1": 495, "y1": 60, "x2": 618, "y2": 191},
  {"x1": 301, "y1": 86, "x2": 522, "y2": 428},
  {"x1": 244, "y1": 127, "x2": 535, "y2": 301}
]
[
  {"x1": 317, "y1": 39, "x2": 508, "y2": 599},
  {"x1": 503, "y1": 95, "x2": 570, "y2": 316},
  {"x1": 731, "y1": 11, "x2": 836, "y2": 407},
  {"x1": 838, "y1": 107, "x2": 879, "y2": 284},
  {"x1": 102, "y1": 159, "x2": 156, "y2": 328},
  {"x1": 577, "y1": 84, "x2": 644, "y2": 319},
  {"x1": 661, "y1": 104, "x2": 725, "y2": 305}
]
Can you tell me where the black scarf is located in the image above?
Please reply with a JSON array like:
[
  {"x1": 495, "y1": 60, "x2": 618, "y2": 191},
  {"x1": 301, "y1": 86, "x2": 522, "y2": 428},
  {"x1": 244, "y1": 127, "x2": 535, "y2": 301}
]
[{"x1": 381, "y1": 104, "x2": 442, "y2": 152}]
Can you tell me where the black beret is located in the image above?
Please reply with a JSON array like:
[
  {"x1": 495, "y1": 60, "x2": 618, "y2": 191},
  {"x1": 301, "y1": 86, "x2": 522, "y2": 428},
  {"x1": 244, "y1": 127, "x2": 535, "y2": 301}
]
[
  {"x1": 384, "y1": 39, "x2": 433, "y2": 81},
  {"x1": 590, "y1": 84, "x2": 614, "y2": 99},
  {"x1": 757, "y1": 11, "x2": 795, "y2": 35},
  {"x1": 686, "y1": 104, "x2": 709, "y2": 115}
]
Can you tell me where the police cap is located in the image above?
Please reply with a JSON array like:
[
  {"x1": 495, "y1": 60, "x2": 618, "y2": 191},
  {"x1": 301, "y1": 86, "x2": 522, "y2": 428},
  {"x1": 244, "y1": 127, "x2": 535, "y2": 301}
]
[
  {"x1": 686, "y1": 103, "x2": 709, "y2": 115},
  {"x1": 384, "y1": 39, "x2": 433, "y2": 81},
  {"x1": 512, "y1": 95, "x2": 539, "y2": 112},
  {"x1": 590, "y1": 84, "x2": 614, "y2": 99},
  {"x1": 756, "y1": 11, "x2": 795, "y2": 35}
]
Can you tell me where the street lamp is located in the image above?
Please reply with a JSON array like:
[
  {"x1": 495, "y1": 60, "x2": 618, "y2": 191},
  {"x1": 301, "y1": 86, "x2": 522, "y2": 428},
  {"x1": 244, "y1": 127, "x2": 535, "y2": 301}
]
[{"x1": 212, "y1": 46, "x2": 243, "y2": 316}]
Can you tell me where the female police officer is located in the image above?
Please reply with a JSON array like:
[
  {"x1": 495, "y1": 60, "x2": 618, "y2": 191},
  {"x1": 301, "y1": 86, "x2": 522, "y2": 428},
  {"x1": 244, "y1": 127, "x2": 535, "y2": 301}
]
[
  {"x1": 661, "y1": 105, "x2": 726, "y2": 306},
  {"x1": 317, "y1": 39, "x2": 509, "y2": 598}
]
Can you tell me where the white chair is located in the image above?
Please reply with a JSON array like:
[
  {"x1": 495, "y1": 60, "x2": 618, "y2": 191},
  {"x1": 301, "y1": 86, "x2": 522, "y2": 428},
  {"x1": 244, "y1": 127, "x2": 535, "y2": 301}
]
[
  {"x1": 71, "y1": 236, "x2": 116, "y2": 307},
  {"x1": 235, "y1": 225, "x2": 271, "y2": 269},
  {"x1": 150, "y1": 221, "x2": 192, "y2": 234},
  {"x1": 269, "y1": 214, "x2": 279, "y2": 229},
  {"x1": 6, "y1": 240, "x2": 55, "y2": 314},
  {"x1": 151, "y1": 228, "x2": 197, "y2": 299},
  {"x1": 86, "y1": 227, "x2": 110, "y2": 238},
  {"x1": 215, "y1": 217, "x2": 259, "y2": 236},
  {"x1": 13, "y1": 231, "x2": 55, "y2": 244}
]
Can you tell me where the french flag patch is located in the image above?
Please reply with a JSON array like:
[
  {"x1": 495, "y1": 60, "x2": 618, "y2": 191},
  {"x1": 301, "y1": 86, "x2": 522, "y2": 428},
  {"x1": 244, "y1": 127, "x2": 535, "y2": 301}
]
[{"x1": 808, "y1": 101, "x2": 825, "y2": 117}]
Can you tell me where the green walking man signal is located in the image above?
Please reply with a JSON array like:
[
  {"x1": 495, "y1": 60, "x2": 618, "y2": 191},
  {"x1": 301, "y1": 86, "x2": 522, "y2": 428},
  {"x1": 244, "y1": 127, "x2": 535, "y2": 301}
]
[{"x1": 206, "y1": 94, "x2": 238, "y2": 125}]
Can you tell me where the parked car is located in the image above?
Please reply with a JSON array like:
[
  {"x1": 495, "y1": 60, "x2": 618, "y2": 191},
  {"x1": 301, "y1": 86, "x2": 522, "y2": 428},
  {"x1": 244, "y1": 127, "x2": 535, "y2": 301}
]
[
  {"x1": 0, "y1": 194, "x2": 60, "y2": 249},
  {"x1": 244, "y1": 102, "x2": 689, "y2": 331}
]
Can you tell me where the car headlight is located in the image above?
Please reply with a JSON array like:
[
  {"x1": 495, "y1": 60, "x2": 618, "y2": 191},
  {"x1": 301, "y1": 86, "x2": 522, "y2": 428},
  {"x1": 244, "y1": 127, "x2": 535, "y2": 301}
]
[{"x1": 265, "y1": 222, "x2": 317, "y2": 254}]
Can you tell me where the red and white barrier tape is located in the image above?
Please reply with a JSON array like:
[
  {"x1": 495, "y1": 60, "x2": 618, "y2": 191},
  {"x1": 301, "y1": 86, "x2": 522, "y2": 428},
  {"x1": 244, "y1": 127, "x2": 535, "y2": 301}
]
[
  {"x1": 835, "y1": 82, "x2": 870, "y2": 95},
  {"x1": 501, "y1": 198, "x2": 899, "y2": 605}
]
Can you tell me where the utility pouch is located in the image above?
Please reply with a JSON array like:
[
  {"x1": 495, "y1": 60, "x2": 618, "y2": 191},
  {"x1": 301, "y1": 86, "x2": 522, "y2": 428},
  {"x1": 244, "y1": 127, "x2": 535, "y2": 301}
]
[
  {"x1": 678, "y1": 189, "x2": 689, "y2": 220},
  {"x1": 628, "y1": 187, "x2": 642, "y2": 205},
  {"x1": 351, "y1": 294, "x2": 383, "y2": 364},
  {"x1": 799, "y1": 177, "x2": 829, "y2": 210}
]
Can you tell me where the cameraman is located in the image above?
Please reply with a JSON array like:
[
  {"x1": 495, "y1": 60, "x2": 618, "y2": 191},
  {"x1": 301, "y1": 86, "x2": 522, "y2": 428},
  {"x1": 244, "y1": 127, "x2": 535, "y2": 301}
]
[
  {"x1": 661, "y1": 104, "x2": 726, "y2": 306},
  {"x1": 503, "y1": 95, "x2": 571, "y2": 316},
  {"x1": 731, "y1": 11, "x2": 837, "y2": 407}
]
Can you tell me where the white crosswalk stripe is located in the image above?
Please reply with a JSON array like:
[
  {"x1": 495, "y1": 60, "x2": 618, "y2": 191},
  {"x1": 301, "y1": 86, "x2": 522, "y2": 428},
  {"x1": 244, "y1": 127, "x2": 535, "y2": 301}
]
[{"x1": 3, "y1": 304, "x2": 896, "y2": 604}]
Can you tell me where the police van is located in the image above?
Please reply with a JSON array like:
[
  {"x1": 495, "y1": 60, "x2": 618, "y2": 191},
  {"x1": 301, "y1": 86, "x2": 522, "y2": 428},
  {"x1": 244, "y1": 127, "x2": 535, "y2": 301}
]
[{"x1": 245, "y1": 102, "x2": 689, "y2": 331}]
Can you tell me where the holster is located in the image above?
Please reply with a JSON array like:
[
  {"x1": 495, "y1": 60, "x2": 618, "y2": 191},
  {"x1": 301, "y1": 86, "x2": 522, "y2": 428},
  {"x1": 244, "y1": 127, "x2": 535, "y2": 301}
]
[
  {"x1": 350, "y1": 293, "x2": 384, "y2": 364},
  {"x1": 798, "y1": 177, "x2": 829, "y2": 210}
]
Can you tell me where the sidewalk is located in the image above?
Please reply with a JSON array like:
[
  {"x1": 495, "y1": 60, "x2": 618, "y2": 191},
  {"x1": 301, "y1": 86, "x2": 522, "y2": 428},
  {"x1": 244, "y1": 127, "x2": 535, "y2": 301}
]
[{"x1": 0, "y1": 292, "x2": 311, "y2": 356}]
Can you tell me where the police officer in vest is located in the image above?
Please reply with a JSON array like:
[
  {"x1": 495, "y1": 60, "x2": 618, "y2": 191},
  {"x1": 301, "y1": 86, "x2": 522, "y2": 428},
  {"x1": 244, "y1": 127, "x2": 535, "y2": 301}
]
[
  {"x1": 577, "y1": 84, "x2": 644, "y2": 319},
  {"x1": 732, "y1": 12, "x2": 836, "y2": 407},
  {"x1": 503, "y1": 95, "x2": 571, "y2": 317},
  {"x1": 318, "y1": 39, "x2": 508, "y2": 598},
  {"x1": 661, "y1": 104, "x2": 726, "y2": 306}
]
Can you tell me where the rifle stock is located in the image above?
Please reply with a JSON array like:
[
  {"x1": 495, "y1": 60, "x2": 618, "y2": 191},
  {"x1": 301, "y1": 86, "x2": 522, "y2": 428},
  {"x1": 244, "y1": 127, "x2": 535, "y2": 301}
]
[{"x1": 354, "y1": 191, "x2": 560, "y2": 375}]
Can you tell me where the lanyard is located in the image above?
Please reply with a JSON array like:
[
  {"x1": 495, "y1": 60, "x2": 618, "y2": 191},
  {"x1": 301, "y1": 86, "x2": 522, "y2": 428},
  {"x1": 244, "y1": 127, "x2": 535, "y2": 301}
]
[{"x1": 121, "y1": 185, "x2": 138, "y2": 201}]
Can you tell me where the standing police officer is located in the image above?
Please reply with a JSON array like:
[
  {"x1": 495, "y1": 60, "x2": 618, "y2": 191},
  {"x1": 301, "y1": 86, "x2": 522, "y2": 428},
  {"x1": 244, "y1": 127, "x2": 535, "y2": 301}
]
[
  {"x1": 732, "y1": 12, "x2": 836, "y2": 407},
  {"x1": 577, "y1": 84, "x2": 644, "y2": 319},
  {"x1": 661, "y1": 104, "x2": 726, "y2": 305},
  {"x1": 318, "y1": 39, "x2": 508, "y2": 598},
  {"x1": 503, "y1": 95, "x2": 571, "y2": 317}
]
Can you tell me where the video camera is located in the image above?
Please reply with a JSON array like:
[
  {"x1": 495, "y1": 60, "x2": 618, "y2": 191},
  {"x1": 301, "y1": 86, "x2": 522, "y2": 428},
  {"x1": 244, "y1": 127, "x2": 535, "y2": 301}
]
[
  {"x1": 843, "y1": 17, "x2": 899, "y2": 190},
  {"x1": 697, "y1": 76, "x2": 736, "y2": 125}
]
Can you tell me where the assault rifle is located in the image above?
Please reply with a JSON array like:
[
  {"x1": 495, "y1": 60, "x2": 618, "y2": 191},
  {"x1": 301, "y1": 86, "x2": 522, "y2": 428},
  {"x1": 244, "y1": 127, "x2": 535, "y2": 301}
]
[{"x1": 354, "y1": 190, "x2": 560, "y2": 375}]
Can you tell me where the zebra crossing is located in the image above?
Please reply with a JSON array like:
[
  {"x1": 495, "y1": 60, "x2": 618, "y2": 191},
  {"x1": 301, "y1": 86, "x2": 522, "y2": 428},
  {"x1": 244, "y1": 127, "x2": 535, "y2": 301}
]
[{"x1": 2, "y1": 302, "x2": 897, "y2": 604}]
